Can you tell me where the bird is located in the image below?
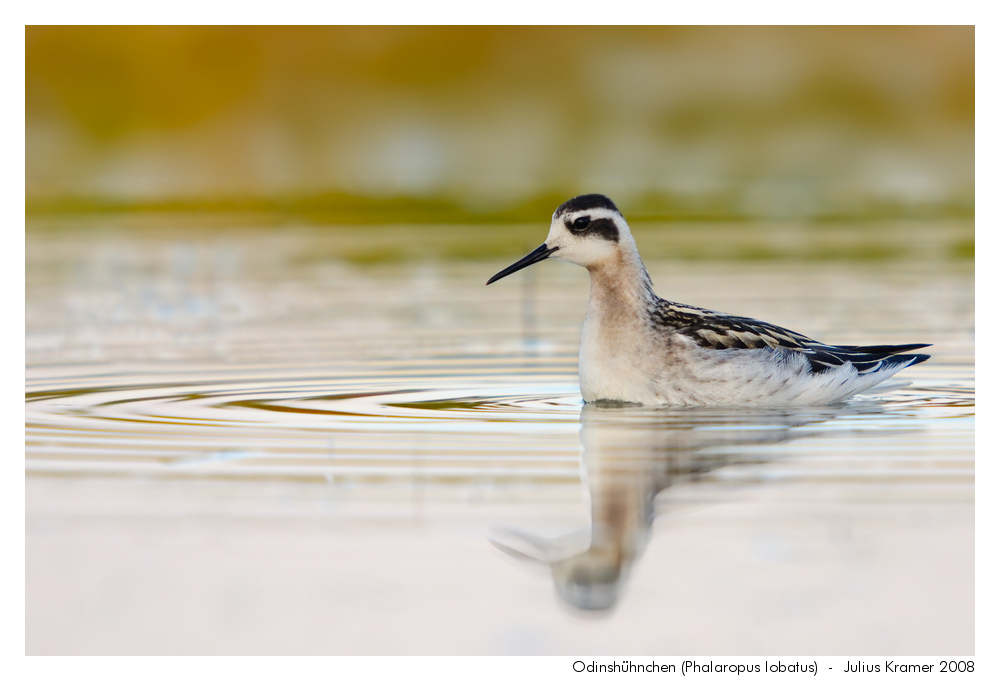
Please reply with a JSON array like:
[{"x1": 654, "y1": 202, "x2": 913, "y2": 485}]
[{"x1": 486, "y1": 194, "x2": 930, "y2": 406}]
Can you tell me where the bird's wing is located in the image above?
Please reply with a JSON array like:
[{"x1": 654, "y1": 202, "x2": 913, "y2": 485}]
[{"x1": 652, "y1": 300, "x2": 930, "y2": 374}]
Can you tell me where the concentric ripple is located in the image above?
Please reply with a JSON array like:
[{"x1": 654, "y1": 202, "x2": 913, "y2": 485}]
[
  {"x1": 26, "y1": 353, "x2": 975, "y2": 499},
  {"x1": 26, "y1": 356, "x2": 593, "y2": 482}
]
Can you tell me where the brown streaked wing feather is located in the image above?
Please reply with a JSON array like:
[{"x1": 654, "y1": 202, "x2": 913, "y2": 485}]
[
  {"x1": 650, "y1": 300, "x2": 817, "y2": 352},
  {"x1": 649, "y1": 299, "x2": 931, "y2": 375}
]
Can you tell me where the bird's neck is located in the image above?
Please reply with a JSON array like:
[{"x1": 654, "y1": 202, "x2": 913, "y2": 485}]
[{"x1": 586, "y1": 247, "x2": 657, "y2": 316}]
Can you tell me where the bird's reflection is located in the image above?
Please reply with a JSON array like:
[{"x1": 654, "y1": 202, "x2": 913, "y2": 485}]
[{"x1": 493, "y1": 401, "x2": 876, "y2": 612}]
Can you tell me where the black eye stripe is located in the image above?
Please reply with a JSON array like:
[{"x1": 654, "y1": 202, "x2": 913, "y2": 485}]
[
  {"x1": 587, "y1": 218, "x2": 620, "y2": 242},
  {"x1": 564, "y1": 216, "x2": 620, "y2": 243}
]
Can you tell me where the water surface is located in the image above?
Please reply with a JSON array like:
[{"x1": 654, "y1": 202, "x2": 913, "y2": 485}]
[{"x1": 26, "y1": 219, "x2": 974, "y2": 654}]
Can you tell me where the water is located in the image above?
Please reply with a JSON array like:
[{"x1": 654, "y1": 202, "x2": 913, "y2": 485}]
[{"x1": 25, "y1": 219, "x2": 974, "y2": 654}]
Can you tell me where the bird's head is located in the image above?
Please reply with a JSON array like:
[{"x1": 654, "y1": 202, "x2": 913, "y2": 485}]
[{"x1": 487, "y1": 194, "x2": 634, "y2": 284}]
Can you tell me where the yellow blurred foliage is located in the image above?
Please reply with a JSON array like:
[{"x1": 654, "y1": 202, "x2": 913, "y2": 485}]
[{"x1": 26, "y1": 26, "x2": 974, "y2": 217}]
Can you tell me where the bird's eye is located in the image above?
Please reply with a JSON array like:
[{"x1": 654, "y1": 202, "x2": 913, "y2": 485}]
[{"x1": 572, "y1": 216, "x2": 591, "y2": 230}]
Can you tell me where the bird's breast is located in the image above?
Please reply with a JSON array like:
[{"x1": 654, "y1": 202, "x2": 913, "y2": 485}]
[{"x1": 578, "y1": 311, "x2": 662, "y2": 403}]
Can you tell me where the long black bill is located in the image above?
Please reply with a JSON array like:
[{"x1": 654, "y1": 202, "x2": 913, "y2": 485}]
[{"x1": 486, "y1": 244, "x2": 559, "y2": 285}]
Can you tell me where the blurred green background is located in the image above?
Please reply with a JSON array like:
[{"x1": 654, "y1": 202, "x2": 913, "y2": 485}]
[{"x1": 26, "y1": 26, "x2": 973, "y2": 228}]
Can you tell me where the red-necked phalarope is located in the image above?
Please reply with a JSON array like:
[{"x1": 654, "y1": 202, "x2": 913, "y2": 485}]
[{"x1": 487, "y1": 194, "x2": 930, "y2": 406}]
